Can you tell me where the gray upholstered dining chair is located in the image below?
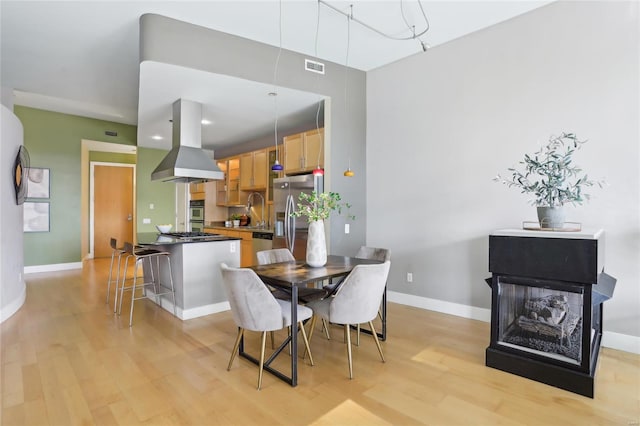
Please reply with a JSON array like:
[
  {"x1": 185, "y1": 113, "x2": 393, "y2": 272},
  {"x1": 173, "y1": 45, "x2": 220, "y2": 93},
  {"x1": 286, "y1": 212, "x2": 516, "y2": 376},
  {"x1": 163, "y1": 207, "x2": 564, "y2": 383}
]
[
  {"x1": 324, "y1": 246, "x2": 391, "y2": 296},
  {"x1": 322, "y1": 246, "x2": 391, "y2": 342},
  {"x1": 220, "y1": 263, "x2": 314, "y2": 390},
  {"x1": 306, "y1": 260, "x2": 391, "y2": 379}
]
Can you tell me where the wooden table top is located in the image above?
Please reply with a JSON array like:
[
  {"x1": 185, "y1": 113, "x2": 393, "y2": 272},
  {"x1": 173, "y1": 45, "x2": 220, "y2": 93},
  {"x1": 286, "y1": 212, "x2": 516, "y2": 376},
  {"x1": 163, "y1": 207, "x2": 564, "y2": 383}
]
[{"x1": 249, "y1": 255, "x2": 381, "y2": 287}]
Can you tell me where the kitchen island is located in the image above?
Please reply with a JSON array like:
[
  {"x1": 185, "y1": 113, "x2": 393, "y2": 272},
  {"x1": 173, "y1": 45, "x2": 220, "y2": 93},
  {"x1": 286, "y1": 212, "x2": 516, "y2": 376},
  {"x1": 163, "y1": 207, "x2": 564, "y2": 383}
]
[{"x1": 137, "y1": 232, "x2": 241, "y2": 320}]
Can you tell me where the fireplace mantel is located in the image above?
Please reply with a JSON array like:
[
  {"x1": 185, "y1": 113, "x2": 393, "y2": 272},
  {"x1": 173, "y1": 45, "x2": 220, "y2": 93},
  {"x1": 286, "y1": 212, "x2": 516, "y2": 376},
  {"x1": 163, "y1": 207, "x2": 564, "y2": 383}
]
[
  {"x1": 491, "y1": 228, "x2": 603, "y2": 239},
  {"x1": 486, "y1": 229, "x2": 615, "y2": 398}
]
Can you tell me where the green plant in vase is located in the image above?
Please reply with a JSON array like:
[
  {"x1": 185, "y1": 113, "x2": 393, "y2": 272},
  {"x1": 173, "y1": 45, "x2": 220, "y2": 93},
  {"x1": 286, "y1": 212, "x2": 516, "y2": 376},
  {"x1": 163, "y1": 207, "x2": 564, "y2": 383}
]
[
  {"x1": 291, "y1": 191, "x2": 353, "y2": 266},
  {"x1": 494, "y1": 132, "x2": 605, "y2": 229}
]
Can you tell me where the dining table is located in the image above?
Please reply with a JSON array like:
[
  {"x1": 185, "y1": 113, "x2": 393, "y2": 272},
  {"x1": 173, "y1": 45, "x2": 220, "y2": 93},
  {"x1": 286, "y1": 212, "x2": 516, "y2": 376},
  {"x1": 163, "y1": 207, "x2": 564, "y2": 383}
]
[{"x1": 245, "y1": 255, "x2": 386, "y2": 387}]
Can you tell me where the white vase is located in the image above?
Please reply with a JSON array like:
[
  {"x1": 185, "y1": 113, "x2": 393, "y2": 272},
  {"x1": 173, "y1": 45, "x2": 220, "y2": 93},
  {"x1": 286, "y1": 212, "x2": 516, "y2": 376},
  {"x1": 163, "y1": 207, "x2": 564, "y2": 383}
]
[
  {"x1": 536, "y1": 206, "x2": 565, "y2": 229},
  {"x1": 306, "y1": 220, "x2": 327, "y2": 267}
]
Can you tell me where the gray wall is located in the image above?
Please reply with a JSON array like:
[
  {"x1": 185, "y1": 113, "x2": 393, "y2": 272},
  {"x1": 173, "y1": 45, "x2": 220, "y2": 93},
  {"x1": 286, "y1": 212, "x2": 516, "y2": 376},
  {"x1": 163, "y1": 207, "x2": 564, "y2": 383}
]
[
  {"x1": 1, "y1": 104, "x2": 26, "y2": 322},
  {"x1": 139, "y1": 14, "x2": 366, "y2": 256},
  {"x1": 367, "y1": 1, "x2": 639, "y2": 337}
]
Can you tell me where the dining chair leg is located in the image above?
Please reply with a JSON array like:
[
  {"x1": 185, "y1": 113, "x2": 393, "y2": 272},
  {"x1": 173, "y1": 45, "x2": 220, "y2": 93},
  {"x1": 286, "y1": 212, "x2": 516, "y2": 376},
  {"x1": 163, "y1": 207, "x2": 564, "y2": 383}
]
[
  {"x1": 258, "y1": 331, "x2": 267, "y2": 390},
  {"x1": 356, "y1": 324, "x2": 360, "y2": 346},
  {"x1": 298, "y1": 321, "x2": 314, "y2": 366},
  {"x1": 270, "y1": 331, "x2": 275, "y2": 349},
  {"x1": 369, "y1": 321, "x2": 385, "y2": 363},
  {"x1": 307, "y1": 315, "x2": 317, "y2": 343},
  {"x1": 303, "y1": 316, "x2": 317, "y2": 360},
  {"x1": 228, "y1": 328, "x2": 244, "y2": 370},
  {"x1": 322, "y1": 319, "x2": 331, "y2": 340},
  {"x1": 345, "y1": 324, "x2": 353, "y2": 379}
]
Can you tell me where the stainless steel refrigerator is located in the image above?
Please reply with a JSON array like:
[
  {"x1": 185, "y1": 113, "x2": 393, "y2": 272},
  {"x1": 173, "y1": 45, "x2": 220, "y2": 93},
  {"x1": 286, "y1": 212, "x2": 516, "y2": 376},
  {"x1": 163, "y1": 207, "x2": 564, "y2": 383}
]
[{"x1": 272, "y1": 174, "x2": 323, "y2": 259}]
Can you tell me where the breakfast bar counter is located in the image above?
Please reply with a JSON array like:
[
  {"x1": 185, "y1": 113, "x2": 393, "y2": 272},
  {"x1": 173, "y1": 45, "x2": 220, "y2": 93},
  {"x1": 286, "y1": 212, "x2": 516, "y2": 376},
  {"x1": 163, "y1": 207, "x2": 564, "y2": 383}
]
[{"x1": 137, "y1": 232, "x2": 240, "y2": 320}]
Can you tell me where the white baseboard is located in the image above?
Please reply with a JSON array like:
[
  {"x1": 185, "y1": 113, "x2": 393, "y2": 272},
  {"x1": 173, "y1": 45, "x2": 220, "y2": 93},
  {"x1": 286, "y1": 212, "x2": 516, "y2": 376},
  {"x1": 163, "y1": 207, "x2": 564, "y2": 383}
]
[
  {"x1": 388, "y1": 290, "x2": 491, "y2": 323},
  {"x1": 143, "y1": 290, "x2": 230, "y2": 320},
  {"x1": 387, "y1": 291, "x2": 639, "y2": 355},
  {"x1": 180, "y1": 302, "x2": 230, "y2": 320},
  {"x1": 0, "y1": 285, "x2": 26, "y2": 323},
  {"x1": 24, "y1": 262, "x2": 82, "y2": 274},
  {"x1": 602, "y1": 331, "x2": 640, "y2": 354}
]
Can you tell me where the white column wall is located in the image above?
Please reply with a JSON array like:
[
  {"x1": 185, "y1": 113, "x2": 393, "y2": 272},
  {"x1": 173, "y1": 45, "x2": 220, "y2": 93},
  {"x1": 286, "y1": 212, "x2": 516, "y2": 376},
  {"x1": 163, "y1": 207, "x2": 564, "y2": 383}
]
[{"x1": 1, "y1": 102, "x2": 26, "y2": 322}]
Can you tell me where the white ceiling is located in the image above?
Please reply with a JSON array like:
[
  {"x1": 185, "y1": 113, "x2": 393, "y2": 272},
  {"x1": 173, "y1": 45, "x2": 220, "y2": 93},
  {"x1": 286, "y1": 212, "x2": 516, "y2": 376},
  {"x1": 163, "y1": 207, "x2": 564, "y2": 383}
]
[{"x1": 0, "y1": 1, "x2": 552, "y2": 151}]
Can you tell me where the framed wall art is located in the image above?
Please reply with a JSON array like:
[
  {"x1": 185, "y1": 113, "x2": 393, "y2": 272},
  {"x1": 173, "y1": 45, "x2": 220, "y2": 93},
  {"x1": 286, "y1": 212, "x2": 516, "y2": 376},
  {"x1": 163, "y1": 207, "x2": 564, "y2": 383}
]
[
  {"x1": 13, "y1": 145, "x2": 30, "y2": 205},
  {"x1": 26, "y1": 167, "x2": 50, "y2": 199},
  {"x1": 24, "y1": 201, "x2": 50, "y2": 232}
]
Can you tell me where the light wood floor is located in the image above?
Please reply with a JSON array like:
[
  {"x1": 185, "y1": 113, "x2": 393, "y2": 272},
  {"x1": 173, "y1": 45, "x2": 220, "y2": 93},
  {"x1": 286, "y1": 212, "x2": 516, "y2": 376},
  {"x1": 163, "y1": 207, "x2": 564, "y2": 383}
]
[{"x1": 1, "y1": 259, "x2": 639, "y2": 425}]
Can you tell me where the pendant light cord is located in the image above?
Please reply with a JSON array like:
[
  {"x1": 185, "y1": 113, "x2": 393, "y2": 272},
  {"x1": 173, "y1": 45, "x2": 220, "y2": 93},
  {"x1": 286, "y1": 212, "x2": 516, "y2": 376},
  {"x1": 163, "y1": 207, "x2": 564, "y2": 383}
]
[
  {"x1": 343, "y1": 10, "x2": 352, "y2": 174},
  {"x1": 272, "y1": 0, "x2": 283, "y2": 164},
  {"x1": 314, "y1": 0, "x2": 323, "y2": 170}
]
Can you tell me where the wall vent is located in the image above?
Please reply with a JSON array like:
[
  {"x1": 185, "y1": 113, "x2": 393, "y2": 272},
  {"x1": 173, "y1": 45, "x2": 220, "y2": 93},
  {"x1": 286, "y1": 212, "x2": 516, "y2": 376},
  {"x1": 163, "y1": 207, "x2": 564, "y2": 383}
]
[
  {"x1": 305, "y1": 59, "x2": 325, "y2": 75},
  {"x1": 105, "y1": 130, "x2": 118, "y2": 137}
]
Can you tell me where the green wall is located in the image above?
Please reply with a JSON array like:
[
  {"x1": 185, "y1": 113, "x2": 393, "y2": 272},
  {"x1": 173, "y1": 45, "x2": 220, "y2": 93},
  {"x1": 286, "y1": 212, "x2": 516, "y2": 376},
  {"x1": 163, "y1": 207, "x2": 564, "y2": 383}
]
[
  {"x1": 136, "y1": 147, "x2": 175, "y2": 232},
  {"x1": 89, "y1": 151, "x2": 136, "y2": 164},
  {"x1": 15, "y1": 106, "x2": 140, "y2": 266}
]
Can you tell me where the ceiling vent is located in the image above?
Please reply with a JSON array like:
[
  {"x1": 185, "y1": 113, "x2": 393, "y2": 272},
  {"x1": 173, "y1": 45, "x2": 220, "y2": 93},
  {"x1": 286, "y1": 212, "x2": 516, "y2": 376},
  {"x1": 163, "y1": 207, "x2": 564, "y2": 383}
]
[{"x1": 305, "y1": 59, "x2": 325, "y2": 75}]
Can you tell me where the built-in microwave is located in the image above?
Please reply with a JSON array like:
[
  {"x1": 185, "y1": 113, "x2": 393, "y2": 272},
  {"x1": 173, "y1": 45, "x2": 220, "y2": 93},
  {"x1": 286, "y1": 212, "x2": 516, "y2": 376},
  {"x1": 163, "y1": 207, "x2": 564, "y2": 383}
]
[{"x1": 189, "y1": 200, "x2": 204, "y2": 221}]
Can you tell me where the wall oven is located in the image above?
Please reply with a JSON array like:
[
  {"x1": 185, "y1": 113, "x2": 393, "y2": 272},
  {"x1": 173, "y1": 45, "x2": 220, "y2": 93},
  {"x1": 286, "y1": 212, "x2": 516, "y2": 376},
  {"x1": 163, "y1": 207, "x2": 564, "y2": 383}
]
[{"x1": 189, "y1": 200, "x2": 205, "y2": 232}]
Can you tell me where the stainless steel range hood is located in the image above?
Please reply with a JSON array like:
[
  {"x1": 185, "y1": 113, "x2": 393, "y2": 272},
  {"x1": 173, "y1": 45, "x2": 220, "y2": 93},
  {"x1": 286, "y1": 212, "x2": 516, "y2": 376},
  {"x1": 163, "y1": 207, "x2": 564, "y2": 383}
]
[{"x1": 151, "y1": 99, "x2": 224, "y2": 182}]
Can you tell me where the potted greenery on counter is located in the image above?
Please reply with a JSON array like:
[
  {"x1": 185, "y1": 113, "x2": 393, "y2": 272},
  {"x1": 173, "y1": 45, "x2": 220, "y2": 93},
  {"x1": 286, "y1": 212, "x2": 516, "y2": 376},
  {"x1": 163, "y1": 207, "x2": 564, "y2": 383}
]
[
  {"x1": 230, "y1": 213, "x2": 242, "y2": 227},
  {"x1": 494, "y1": 132, "x2": 604, "y2": 229}
]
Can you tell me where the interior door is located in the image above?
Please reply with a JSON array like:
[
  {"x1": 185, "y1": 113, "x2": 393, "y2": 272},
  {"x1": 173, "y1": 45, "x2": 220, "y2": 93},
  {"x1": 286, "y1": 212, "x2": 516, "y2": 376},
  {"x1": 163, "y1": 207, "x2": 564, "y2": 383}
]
[{"x1": 94, "y1": 165, "x2": 134, "y2": 258}]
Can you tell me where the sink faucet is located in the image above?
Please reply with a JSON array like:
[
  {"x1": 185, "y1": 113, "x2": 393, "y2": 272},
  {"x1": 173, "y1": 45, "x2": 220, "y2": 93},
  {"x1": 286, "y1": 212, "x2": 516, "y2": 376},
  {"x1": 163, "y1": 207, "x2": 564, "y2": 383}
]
[{"x1": 246, "y1": 192, "x2": 265, "y2": 228}]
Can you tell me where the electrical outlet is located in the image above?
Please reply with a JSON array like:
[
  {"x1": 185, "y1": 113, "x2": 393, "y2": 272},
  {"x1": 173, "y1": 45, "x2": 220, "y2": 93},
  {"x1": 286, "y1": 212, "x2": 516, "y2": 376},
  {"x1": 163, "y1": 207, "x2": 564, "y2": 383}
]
[
  {"x1": 230, "y1": 242, "x2": 236, "y2": 253},
  {"x1": 344, "y1": 224, "x2": 350, "y2": 234},
  {"x1": 407, "y1": 272, "x2": 413, "y2": 283},
  {"x1": 149, "y1": 203, "x2": 154, "y2": 210},
  {"x1": 143, "y1": 218, "x2": 151, "y2": 224}
]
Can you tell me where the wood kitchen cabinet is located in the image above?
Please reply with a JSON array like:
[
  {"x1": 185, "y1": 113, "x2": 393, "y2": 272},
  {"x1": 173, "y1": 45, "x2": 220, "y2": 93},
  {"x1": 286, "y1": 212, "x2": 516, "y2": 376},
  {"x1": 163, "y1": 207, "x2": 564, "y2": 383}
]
[
  {"x1": 267, "y1": 147, "x2": 282, "y2": 203},
  {"x1": 208, "y1": 228, "x2": 253, "y2": 267},
  {"x1": 283, "y1": 128, "x2": 324, "y2": 175},
  {"x1": 239, "y1": 149, "x2": 267, "y2": 190},
  {"x1": 215, "y1": 160, "x2": 228, "y2": 206},
  {"x1": 215, "y1": 157, "x2": 243, "y2": 206},
  {"x1": 189, "y1": 182, "x2": 206, "y2": 200}
]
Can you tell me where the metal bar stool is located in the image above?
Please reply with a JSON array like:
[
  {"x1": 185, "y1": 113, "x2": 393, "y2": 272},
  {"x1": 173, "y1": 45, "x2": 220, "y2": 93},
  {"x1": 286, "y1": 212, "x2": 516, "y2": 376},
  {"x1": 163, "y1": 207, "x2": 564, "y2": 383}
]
[
  {"x1": 106, "y1": 238, "x2": 126, "y2": 311},
  {"x1": 117, "y1": 242, "x2": 176, "y2": 327}
]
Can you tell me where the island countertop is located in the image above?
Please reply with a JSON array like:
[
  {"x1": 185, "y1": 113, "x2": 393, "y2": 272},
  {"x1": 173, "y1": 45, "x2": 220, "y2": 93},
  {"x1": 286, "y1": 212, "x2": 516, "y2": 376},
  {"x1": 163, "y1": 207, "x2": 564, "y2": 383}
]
[{"x1": 137, "y1": 232, "x2": 240, "y2": 245}]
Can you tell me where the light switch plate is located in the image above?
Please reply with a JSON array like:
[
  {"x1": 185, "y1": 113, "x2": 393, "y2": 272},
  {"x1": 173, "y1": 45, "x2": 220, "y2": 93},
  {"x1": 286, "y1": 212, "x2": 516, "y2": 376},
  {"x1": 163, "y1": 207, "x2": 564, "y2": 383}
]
[{"x1": 143, "y1": 218, "x2": 151, "y2": 224}]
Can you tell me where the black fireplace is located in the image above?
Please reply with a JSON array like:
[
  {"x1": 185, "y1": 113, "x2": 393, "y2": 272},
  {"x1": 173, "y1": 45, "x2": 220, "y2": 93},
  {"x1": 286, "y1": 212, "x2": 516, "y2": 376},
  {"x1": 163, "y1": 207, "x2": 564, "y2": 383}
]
[{"x1": 486, "y1": 229, "x2": 616, "y2": 398}]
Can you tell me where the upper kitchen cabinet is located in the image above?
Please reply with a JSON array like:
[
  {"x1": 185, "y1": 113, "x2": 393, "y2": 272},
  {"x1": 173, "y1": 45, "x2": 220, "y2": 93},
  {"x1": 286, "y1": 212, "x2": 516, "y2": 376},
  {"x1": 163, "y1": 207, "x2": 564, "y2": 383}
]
[
  {"x1": 215, "y1": 160, "x2": 228, "y2": 206},
  {"x1": 216, "y1": 157, "x2": 243, "y2": 206},
  {"x1": 267, "y1": 147, "x2": 282, "y2": 203},
  {"x1": 240, "y1": 149, "x2": 267, "y2": 190},
  {"x1": 190, "y1": 182, "x2": 206, "y2": 200},
  {"x1": 283, "y1": 128, "x2": 324, "y2": 175}
]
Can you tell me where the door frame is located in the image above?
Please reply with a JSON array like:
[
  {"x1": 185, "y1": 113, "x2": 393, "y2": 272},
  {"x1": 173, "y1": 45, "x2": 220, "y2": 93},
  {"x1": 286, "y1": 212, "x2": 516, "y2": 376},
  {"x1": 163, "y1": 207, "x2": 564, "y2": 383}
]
[{"x1": 89, "y1": 161, "x2": 136, "y2": 259}]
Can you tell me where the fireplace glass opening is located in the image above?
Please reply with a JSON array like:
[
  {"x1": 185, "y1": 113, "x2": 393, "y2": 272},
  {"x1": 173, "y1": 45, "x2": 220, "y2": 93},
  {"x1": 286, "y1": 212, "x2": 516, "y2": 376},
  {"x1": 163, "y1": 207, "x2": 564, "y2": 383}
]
[{"x1": 497, "y1": 281, "x2": 584, "y2": 365}]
